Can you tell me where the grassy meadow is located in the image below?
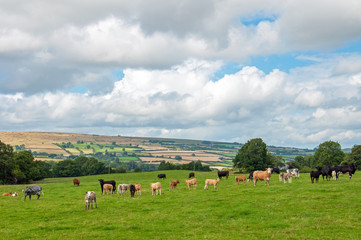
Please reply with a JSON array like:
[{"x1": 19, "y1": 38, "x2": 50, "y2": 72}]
[{"x1": 1, "y1": 170, "x2": 361, "y2": 239}]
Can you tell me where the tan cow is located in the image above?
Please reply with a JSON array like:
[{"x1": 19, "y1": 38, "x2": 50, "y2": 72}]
[
  {"x1": 150, "y1": 182, "x2": 161, "y2": 195},
  {"x1": 102, "y1": 184, "x2": 113, "y2": 195},
  {"x1": 185, "y1": 178, "x2": 197, "y2": 190},
  {"x1": 85, "y1": 191, "x2": 97, "y2": 210},
  {"x1": 2, "y1": 192, "x2": 12, "y2": 196},
  {"x1": 134, "y1": 184, "x2": 142, "y2": 195},
  {"x1": 204, "y1": 178, "x2": 220, "y2": 190}
]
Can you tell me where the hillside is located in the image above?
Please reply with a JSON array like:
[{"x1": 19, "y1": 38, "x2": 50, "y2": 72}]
[{"x1": 0, "y1": 131, "x2": 314, "y2": 169}]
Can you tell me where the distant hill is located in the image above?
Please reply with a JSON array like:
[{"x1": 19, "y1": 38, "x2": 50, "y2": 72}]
[{"x1": 0, "y1": 131, "x2": 316, "y2": 169}]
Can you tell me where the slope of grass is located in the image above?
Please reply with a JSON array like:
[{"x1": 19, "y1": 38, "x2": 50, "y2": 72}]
[{"x1": 1, "y1": 171, "x2": 361, "y2": 239}]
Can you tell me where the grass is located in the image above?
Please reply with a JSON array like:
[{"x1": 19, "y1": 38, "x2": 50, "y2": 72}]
[{"x1": 1, "y1": 171, "x2": 361, "y2": 239}]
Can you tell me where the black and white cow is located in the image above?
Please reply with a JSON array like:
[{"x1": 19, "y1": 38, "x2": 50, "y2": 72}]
[{"x1": 23, "y1": 185, "x2": 42, "y2": 201}]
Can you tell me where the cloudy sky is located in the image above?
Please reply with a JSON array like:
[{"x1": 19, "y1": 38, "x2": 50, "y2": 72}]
[{"x1": 1, "y1": 0, "x2": 361, "y2": 149}]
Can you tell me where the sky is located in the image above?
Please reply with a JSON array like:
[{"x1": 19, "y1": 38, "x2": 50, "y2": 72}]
[{"x1": 1, "y1": 0, "x2": 361, "y2": 149}]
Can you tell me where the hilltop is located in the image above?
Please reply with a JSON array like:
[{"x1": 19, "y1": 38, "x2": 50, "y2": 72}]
[{"x1": 0, "y1": 131, "x2": 314, "y2": 169}]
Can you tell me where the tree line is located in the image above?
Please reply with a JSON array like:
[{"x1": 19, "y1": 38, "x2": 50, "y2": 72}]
[
  {"x1": 158, "y1": 160, "x2": 211, "y2": 171},
  {"x1": 233, "y1": 138, "x2": 361, "y2": 172}
]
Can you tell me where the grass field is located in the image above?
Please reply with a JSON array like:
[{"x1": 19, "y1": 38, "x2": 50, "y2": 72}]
[{"x1": 1, "y1": 171, "x2": 361, "y2": 239}]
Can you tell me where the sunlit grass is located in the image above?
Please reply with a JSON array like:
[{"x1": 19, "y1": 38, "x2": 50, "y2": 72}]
[{"x1": 1, "y1": 171, "x2": 361, "y2": 239}]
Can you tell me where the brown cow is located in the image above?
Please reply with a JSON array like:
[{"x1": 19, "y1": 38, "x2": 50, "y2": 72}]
[
  {"x1": 253, "y1": 168, "x2": 273, "y2": 186},
  {"x1": 73, "y1": 178, "x2": 80, "y2": 186},
  {"x1": 2, "y1": 192, "x2": 12, "y2": 196},
  {"x1": 169, "y1": 180, "x2": 180, "y2": 191},
  {"x1": 185, "y1": 178, "x2": 197, "y2": 190},
  {"x1": 235, "y1": 176, "x2": 247, "y2": 185}
]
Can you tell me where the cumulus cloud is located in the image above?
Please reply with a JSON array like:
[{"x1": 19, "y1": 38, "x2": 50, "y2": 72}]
[{"x1": 1, "y1": 1, "x2": 361, "y2": 148}]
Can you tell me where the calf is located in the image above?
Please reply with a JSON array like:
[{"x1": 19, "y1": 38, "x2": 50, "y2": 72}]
[
  {"x1": 310, "y1": 167, "x2": 322, "y2": 184},
  {"x1": 169, "y1": 180, "x2": 180, "y2": 190},
  {"x1": 84, "y1": 191, "x2": 97, "y2": 210},
  {"x1": 117, "y1": 184, "x2": 131, "y2": 195},
  {"x1": 150, "y1": 182, "x2": 162, "y2": 195},
  {"x1": 287, "y1": 168, "x2": 300, "y2": 178},
  {"x1": 321, "y1": 166, "x2": 333, "y2": 181},
  {"x1": 188, "y1": 172, "x2": 195, "y2": 178},
  {"x1": 12, "y1": 192, "x2": 18, "y2": 197},
  {"x1": 73, "y1": 178, "x2": 80, "y2": 186},
  {"x1": 158, "y1": 174, "x2": 166, "y2": 180},
  {"x1": 23, "y1": 185, "x2": 42, "y2": 201},
  {"x1": 102, "y1": 184, "x2": 113, "y2": 195},
  {"x1": 98, "y1": 179, "x2": 116, "y2": 194},
  {"x1": 130, "y1": 184, "x2": 136, "y2": 197},
  {"x1": 134, "y1": 184, "x2": 142, "y2": 195},
  {"x1": 2, "y1": 192, "x2": 12, "y2": 196},
  {"x1": 280, "y1": 172, "x2": 293, "y2": 183},
  {"x1": 185, "y1": 178, "x2": 197, "y2": 190},
  {"x1": 217, "y1": 171, "x2": 229, "y2": 179},
  {"x1": 204, "y1": 178, "x2": 220, "y2": 190},
  {"x1": 334, "y1": 164, "x2": 357, "y2": 180},
  {"x1": 235, "y1": 176, "x2": 247, "y2": 185}
]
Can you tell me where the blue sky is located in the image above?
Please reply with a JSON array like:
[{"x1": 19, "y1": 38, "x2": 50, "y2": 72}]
[{"x1": 0, "y1": 0, "x2": 361, "y2": 149}]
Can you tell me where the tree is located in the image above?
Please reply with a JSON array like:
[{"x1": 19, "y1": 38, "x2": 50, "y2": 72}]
[
  {"x1": 14, "y1": 151, "x2": 39, "y2": 183},
  {"x1": 233, "y1": 138, "x2": 271, "y2": 172},
  {"x1": 313, "y1": 141, "x2": 345, "y2": 167},
  {"x1": 350, "y1": 145, "x2": 361, "y2": 169},
  {"x1": 0, "y1": 141, "x2": 16, "y2": 184}
]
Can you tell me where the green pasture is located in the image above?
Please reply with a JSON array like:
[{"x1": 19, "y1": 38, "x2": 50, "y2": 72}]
[{"x1": 1, "y1": 171, "x2": 361, "y2": 239}]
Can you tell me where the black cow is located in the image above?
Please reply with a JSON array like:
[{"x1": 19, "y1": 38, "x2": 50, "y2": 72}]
[
  {"x1": 321, "y1": 166, "x2": 334, "y2": 181},
  {"x1": 310, "y1": 167, "x2": 323, "y2": 183},
  {"x1": 334, "y1": 163, "x2": 357, "y2": 180},
  {"x1": 218, "y1": 171, "x2": 229, "y2": 179},
  {"x1": 158, "y1": 174, "x2": 166, "y2": 179},
  {"x1": 248, "y1": 171, "x2": 254, "y2": 182},
  {"x1": 98, "y1": 179, "x2": 116, "y2": 194},
  {"x1": 23, "y1": 185, "x2": 42, "y2": 201},
  {"x1": 188, "y1": 172, "x2": 195, "y2": 178},
  {"x1": 130, "y1": 184, "x2": 136, "y2": 197},
  {"x1": 271, "y1": 167, "x2": 280, "y2": 174}
]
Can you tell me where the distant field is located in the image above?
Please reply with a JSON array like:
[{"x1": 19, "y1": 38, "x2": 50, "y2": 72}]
[{"x1": 1, "y1": 171, "x2": 360, "y2": 239}]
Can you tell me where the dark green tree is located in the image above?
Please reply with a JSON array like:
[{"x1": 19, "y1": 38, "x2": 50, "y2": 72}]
[
  {"x1": 13, "y1": 151, "x2": 39, "y2": 183},
  {"x1": 0, "y1": 141, "x2": 16, "y2": 184},
  {"x1": 233, "y1": 138, "x2": 271, "y2": 172},
  {"x1": 350, "y1": 145, "x2": 361, "y2": 169},
  {"x1": 313, "y1": 141, "x2": 345, "y2": 167}
]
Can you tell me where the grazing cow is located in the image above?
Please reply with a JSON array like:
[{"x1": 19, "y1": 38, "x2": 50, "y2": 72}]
[
  {"x1": 12, "y1": 192, "x2": 18, "y2": 197},
  {"x1": 188, "y1": 172, "x2": 195, "y2": 178},
  {"x1": 310, "y1": 167, "x2": 322, "y2": 184},
  {"x1": 84, "y1": 191, "x2": 97, "y2": 210},
  {"x1": 235, "y1": 176, "x2": 247, "y2": 185},
  {"x1": 218, "y1": 171, "x2": 229, "y2": 179},
  {"x1": 280, "y1": 172, "x2": 293, "y2": 183},
  {"x1": 253, "y1": 168, "x2": 272, "y2": 186},
  {"x1": 287, "y1": 168, "x2": 300, "y2": 178},
  {"x1": 102, "y1": 184, "x2": 113, "y2": 195},
  {"x1": 2, "y1": 192, "x2": 12, "y2": 196},
  {"x1": 73, "y1": 178, "x2": 80, "y2": 186},
  {"x1": 98, "y1": 179, "x2": 116, "y2": 194},
  {"x1": 158, "y1": 174, "x2": 166, "y2": 180},
  {"x1": 204, "y1": 178, "x2": 220, "y2": 190},
  {"x1": 117, "y1": 184, "x2": 131, "y2": 195},
  {"x1": 320, "y1": 166, "x2": 334, "y2": 181},
  {"x1": 185, "y1": 178, "x2": 197, "y2": 190},
  {"x1": 23, "y1": 185, "x2": 42, "y2": 201},
  {"x1": 334, "y1": 164, "x2": 357, "y2": 180},
  {"x1": 130, "y1": 185, "x2": 136, "y2": 197},
  {"x1": 169, "y1": 180, "x2": 180, "y2": 191},
  {"x1": 134, "y1": 184, "x2": 142, "y2": 195},
  {"x1": 150, "y1": 182, "x2": 162, "y2": 195}
]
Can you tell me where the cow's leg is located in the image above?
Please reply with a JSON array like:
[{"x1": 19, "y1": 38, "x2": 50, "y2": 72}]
[
  {"x1": 37, "y1": 193, "x2": 40, "y2": 200},
  {"x1": 29, "y1": 195, "x2": 31, "y2": 200}
]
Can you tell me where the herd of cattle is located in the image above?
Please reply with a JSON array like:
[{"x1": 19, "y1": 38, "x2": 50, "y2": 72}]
[{"x1": 1, "y1": 164, "x2": 357, "y2": 209}]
